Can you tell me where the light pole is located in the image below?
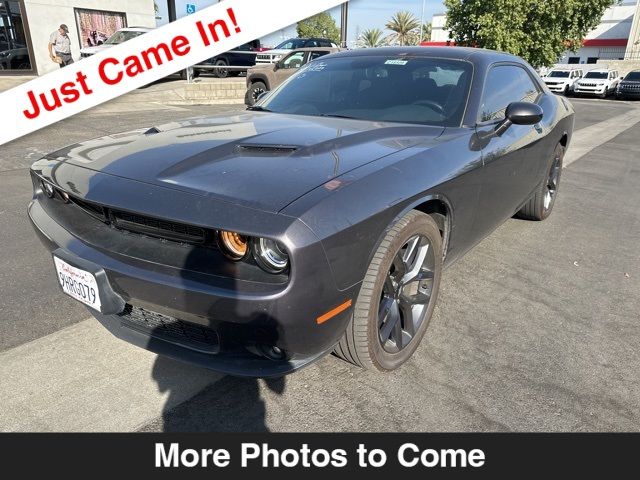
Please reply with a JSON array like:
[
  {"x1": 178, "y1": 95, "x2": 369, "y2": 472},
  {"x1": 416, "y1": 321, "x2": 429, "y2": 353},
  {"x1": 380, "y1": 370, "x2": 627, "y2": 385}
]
[
  {"x1": 420, "y1": 0, "x2": 426, "y2": 43},
  {"x1": 340, "y1": 2, "x2": 349, "y2": 48}
]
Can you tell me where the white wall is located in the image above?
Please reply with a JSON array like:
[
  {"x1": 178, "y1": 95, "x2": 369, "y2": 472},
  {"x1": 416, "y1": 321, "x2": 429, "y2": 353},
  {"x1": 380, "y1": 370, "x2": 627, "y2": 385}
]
[
  {"x1": 24, "y1": 0, "x2": 156, "y2": 75},
  {"x1": 430, "y1": 13, "x2": 448, "y2": 42},
  {"x1": 584, "y1": 2, "x2": 636, "y2": 40}
]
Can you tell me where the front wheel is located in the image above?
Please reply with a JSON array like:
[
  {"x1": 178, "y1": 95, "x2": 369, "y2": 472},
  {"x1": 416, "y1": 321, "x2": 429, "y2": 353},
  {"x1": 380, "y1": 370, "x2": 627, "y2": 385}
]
[
  {"x1": 334, "y1": 211, "x2": 443, "y2": 371},
  {"x1": 516, "y1": 143, "x2": 564, "y2": 221},
  {"x1": 245, "y1": 81, "x2": 267, "y2": 106}
]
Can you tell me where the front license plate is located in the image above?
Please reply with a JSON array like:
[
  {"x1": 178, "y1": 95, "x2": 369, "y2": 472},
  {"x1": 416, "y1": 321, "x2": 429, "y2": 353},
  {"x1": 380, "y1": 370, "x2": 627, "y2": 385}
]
[{"x1": 54, "y1": 256, "x2": 102, "y2": 312}]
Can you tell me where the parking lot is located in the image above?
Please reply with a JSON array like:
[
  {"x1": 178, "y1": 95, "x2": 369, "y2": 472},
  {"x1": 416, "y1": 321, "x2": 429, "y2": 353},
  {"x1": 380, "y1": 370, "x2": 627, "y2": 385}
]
[{"x1": 0, "y1": 91, "x2": 639, "y2": 432}]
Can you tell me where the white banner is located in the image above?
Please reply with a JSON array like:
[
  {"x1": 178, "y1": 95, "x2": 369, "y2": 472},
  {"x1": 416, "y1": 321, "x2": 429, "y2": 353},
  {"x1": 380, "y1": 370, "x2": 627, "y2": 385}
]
[{"x1": 0, "y1": 0, "x2": 347, "y2": 146}]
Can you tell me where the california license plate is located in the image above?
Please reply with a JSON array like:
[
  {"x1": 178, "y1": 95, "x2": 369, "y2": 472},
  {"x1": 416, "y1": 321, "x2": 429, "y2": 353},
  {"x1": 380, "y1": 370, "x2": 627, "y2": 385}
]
[{"x1": 54, "y1": 256, "x2": 102, "y2": 312}]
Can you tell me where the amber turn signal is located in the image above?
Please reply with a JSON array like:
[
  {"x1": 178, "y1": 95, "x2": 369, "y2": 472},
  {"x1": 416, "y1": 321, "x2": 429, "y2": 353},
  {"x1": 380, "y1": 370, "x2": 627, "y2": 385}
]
[{"x1": 218, "y1": 230, "x2": 248, "y2": 260}]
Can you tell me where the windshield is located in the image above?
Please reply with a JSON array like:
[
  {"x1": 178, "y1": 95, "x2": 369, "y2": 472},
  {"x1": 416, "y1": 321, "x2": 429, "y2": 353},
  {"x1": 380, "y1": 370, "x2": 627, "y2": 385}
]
[
  {"x1": 624, "y1": 71, "x2": 640, "y2": 81},
  {"x1": 584, "y1": 71, "x2": 608, "y2": 79},
  {"x1": 105, "y1": 30, "x2": 145, "y2": 45},
  {"x1": 548, "y1": 71, "x2": 570, "y2": 78},
  {"x1": 274, "y1": 39, "x2": 306, "y2": 50},
  {"x1": 259, "y1": 56, "x2": 473, "y2": 127}
]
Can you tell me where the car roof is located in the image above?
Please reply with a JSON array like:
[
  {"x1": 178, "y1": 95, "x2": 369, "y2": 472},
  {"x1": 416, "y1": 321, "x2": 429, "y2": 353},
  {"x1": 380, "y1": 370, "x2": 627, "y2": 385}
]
[
  {"x1": 322, "y1": 46, "x2": 528, "y2": 71},
  {"x1": 118, "y1": 27, "x2": 152, "y2": 32},
  {"x1": 287, "y1": 47, "x2": 341, "y2": 53},
  {"x1": 588, "y1": 68, "x2": 613, "y2": 73}
]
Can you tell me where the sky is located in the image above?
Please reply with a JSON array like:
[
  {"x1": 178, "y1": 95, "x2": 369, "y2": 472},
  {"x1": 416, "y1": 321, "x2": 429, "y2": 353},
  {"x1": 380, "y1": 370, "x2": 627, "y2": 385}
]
[
  {"x1": 263, "y1": 0, "x2": 448, "y2": 47},
  {"x1": 155, "y1": 0, "x2": 447, "y2": 48}
]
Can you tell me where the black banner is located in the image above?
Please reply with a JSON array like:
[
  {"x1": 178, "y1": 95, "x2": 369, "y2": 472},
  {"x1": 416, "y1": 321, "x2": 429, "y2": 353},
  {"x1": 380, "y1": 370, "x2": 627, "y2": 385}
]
[{"x1": 0, "y1": 433, "x2": 636, "y2": 476}]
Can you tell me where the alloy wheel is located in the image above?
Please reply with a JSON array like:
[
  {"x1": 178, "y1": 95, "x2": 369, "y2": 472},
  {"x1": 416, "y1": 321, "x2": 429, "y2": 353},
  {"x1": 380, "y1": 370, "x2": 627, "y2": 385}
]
[
  {"x1": 544, "y1": 151, "x2": 562, "y2": 211},
  {"x1": 378, "y1": 234, "x2": 436, "y2": 353}
]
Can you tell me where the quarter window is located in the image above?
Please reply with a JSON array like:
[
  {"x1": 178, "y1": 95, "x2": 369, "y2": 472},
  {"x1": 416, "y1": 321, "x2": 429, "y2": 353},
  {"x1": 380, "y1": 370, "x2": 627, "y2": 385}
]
[
  {"x1": 479, "y1": 65, "x2": 540, "y2": 122},
  {"x1": 309, "y1": 51, "x2": 329, "y2": 61}
]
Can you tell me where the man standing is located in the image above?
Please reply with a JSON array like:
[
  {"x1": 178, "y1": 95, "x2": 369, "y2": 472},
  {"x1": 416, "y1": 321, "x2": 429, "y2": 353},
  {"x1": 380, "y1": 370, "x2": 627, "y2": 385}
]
[{"x1": 48, "y1": 24, "x2": 73, "y2": 68}]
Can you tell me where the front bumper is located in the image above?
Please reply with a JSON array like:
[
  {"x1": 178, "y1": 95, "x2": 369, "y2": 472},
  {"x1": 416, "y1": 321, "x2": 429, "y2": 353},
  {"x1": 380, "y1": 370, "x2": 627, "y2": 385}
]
[
  {"x1": 574, "y1": 84, "x2": 607, "y2": 96},
  {"x1": 544, "y1": 83, "x2": 569, "y2": 93},
  {"x1": 28, "y1": 177, "x2": 359, "y2": 377},
  {"x1": 617, "y1": 88, "x2": 640, "y2": 99}
]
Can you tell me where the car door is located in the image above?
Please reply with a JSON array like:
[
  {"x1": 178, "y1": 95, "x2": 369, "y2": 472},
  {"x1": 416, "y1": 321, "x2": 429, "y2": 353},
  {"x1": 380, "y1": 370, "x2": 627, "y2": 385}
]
[
  {"x1": 473, "y1": 64, "x2": 546, "y2": 235},
  {"x1": 274, "y1": 51, "x2": 307, "y2": 87}
]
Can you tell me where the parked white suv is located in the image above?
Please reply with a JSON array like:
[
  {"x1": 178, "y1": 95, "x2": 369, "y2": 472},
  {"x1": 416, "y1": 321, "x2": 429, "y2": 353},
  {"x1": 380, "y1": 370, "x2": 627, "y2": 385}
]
[
  {"x1": 574, "y1": 68, "x2": 621, "y2": 98},
  {"x1": 543, "y1": 68, "x2": 583, "y2": 95}
]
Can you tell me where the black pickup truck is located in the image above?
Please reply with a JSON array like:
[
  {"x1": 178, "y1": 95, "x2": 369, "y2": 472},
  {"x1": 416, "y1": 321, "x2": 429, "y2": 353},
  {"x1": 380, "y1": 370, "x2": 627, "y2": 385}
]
[{"x1": 193, "y1": 39, "x2": 262, "y2": 78}]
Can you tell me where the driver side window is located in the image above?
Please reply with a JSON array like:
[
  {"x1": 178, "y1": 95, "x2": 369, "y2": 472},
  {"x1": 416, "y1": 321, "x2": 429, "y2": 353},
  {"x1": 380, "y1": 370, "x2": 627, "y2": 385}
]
[
  {"x1": 280, "y1": 52, "x2": 305, "y2": 69},
  {"x1": 479, "y1": 65, "x2": 540, "y2": 123}
]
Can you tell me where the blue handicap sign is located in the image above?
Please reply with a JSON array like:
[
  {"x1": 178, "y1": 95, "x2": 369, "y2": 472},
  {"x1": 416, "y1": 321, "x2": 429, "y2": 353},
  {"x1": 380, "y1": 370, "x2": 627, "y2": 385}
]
[{"x1": 186, "y1": 3, "x2": 197, "y2": 15}]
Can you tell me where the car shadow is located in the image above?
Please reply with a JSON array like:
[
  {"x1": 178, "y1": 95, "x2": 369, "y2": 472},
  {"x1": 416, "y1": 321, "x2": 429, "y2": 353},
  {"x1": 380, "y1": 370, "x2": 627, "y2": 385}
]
[{"x1": 147, "y1": 245, "x2": 290, "y2": 432}]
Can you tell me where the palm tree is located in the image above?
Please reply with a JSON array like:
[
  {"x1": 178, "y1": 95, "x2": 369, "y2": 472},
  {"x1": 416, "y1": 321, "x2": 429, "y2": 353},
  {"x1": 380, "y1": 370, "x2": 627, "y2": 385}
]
[
  {"x1": 386, "y1": 11, "x2": 421, "y2": 46},
  {"x1": 360, "y1": 28, "x2": 385, "y2": 48},
  {"x1": 420, "y1": 22, "x2": 432, "y2": 42}
]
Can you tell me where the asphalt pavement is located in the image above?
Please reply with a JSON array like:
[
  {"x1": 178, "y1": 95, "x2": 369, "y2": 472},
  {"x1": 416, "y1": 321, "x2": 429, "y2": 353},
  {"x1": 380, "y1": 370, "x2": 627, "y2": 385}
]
[{"x1": 0, "y1": 96, "x2": 638, "y2": 432}]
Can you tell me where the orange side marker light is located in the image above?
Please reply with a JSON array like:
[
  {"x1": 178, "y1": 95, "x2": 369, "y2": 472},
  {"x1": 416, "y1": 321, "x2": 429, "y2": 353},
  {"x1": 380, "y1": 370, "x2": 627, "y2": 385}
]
[{"x1": 316, "y1": 299, "x2": 353, "y2": 325}]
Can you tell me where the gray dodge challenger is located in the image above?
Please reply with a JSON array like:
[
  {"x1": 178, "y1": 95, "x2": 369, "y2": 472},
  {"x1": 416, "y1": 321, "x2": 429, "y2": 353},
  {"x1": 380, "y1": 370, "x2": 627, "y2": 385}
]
[{"x1": 29, "y1": 47, "x2": 574, "y2": 376}]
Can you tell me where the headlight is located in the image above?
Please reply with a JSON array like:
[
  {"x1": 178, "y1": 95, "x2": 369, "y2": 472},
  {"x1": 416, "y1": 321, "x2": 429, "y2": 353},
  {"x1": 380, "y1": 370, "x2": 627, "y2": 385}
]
[
  {"x1": 252, "y1": 237, "x2": 289, "y2": 273},
  {"x1": 218, "y1": 230, "x2": 248, "y2": 260},
  {"x1": 41, "y1": 180, "x2": 55, "y2": 198}
]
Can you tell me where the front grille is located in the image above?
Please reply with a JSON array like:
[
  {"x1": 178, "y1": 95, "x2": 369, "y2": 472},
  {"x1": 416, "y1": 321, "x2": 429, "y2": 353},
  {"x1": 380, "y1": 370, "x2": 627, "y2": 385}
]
[
  {"x1": 620, "y1": 83, "x2": 640, "y2": 91},
  {"x1": 112, "y1": 210, "x2": 206, "y2": 244},
  {"x1": 119, "y1": 304, "x2": 220, "y2": 354},
  {"x1": 578, "y1": 83, "x2": 600, "y2": 87},
  {"x1": 69, "y1": 195, "x2": 212, "y2": 246}
]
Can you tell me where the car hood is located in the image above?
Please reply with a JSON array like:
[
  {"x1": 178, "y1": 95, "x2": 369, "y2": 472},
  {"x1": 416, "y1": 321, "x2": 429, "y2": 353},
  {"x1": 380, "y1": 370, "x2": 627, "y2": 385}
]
[
  {"x1": 260, "y1": 49, "x2": 289, "y2": 56},
  {"x1": 46, "y1": 112, "x2": 445, "y2": 213}
]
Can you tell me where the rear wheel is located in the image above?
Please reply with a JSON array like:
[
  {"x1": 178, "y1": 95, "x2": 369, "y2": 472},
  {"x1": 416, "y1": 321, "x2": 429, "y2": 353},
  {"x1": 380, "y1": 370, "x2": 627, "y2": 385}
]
[
  {"x1": 516, "y1": 143, "x2": 564, "y2": 221},
  {"x1": 214, "y1": 59, "x2": 229, "y2": 78},
  {"x1": 334, "y1": 211, "x2": 443, "y2": 371}
]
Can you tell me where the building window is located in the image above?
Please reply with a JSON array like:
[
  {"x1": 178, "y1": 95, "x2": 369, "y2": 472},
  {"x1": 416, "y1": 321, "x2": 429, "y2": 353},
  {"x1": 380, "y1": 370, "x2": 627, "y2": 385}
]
[
  {"x1": 587, "y1": 57, "x2": 599, "y2": 64},
  {"x1": 567, "y1": 57, "x2": 580, "y2": 64},
  {"x1": 0, "y1": 0, "x2": 33, "y2": 71},
  {"x1": 74, "y1": 8, "x2": 127, "y2": 49}
]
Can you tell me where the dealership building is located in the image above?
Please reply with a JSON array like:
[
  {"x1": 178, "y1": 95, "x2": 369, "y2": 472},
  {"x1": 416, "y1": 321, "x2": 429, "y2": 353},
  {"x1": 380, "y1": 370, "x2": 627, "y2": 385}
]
[
  {"x1": 427, "y1": 0, "x2": 640, "y2": 65},
  {"x1": 0, "y1": 0, "x2": 157, "y2": 75}
]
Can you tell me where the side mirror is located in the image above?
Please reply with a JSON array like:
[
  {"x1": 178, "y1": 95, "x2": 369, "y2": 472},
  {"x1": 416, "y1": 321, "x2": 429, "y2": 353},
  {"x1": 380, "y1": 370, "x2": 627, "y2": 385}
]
[
  {"x1": 494, "y1": 102, "x2": 544, "y2": 136},
  {"x1": 506, "y1": 102, "x2": 544, "y2": 125}
]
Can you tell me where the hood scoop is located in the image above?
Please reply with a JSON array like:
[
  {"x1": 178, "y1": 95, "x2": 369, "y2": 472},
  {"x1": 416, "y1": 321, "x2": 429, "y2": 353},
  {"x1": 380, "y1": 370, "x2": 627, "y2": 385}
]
[{"x1": 237, "y1": 144, "x2": 299, "y2": 155}]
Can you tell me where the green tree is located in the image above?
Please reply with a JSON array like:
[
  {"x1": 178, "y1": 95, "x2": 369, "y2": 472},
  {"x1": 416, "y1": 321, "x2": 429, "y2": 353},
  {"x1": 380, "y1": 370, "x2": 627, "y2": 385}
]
[
  {"x1": 359, "y1": 28, "x2": 385, "y2": 48},
  {"x1": 419, "y1": 22, "x2": 432, "y2": 42},
  {"x1": 386, "y1": 11, "x2": 421, "y2": 46},
  {"x1": 297, "y1": 12, "x2": 341, "y2": 44},
  {"x1": 443, "y1": 0, "x2": 617, "y2": 67}
]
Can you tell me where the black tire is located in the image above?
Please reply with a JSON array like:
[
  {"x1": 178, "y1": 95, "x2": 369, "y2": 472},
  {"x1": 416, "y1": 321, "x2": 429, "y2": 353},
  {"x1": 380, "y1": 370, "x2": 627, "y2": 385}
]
[
  {"x1": 214, "y1": 59, "x2": 229, "y2": 78},
  {"x1": 516, "y1": 143, "x2": 564, "y2": 221},
  {"x1": 245, "y1": 81, "x2": 267, "y2": 106},
  {"x1": 333, "y1": 211, "x2": 443, "y2": 371}
]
